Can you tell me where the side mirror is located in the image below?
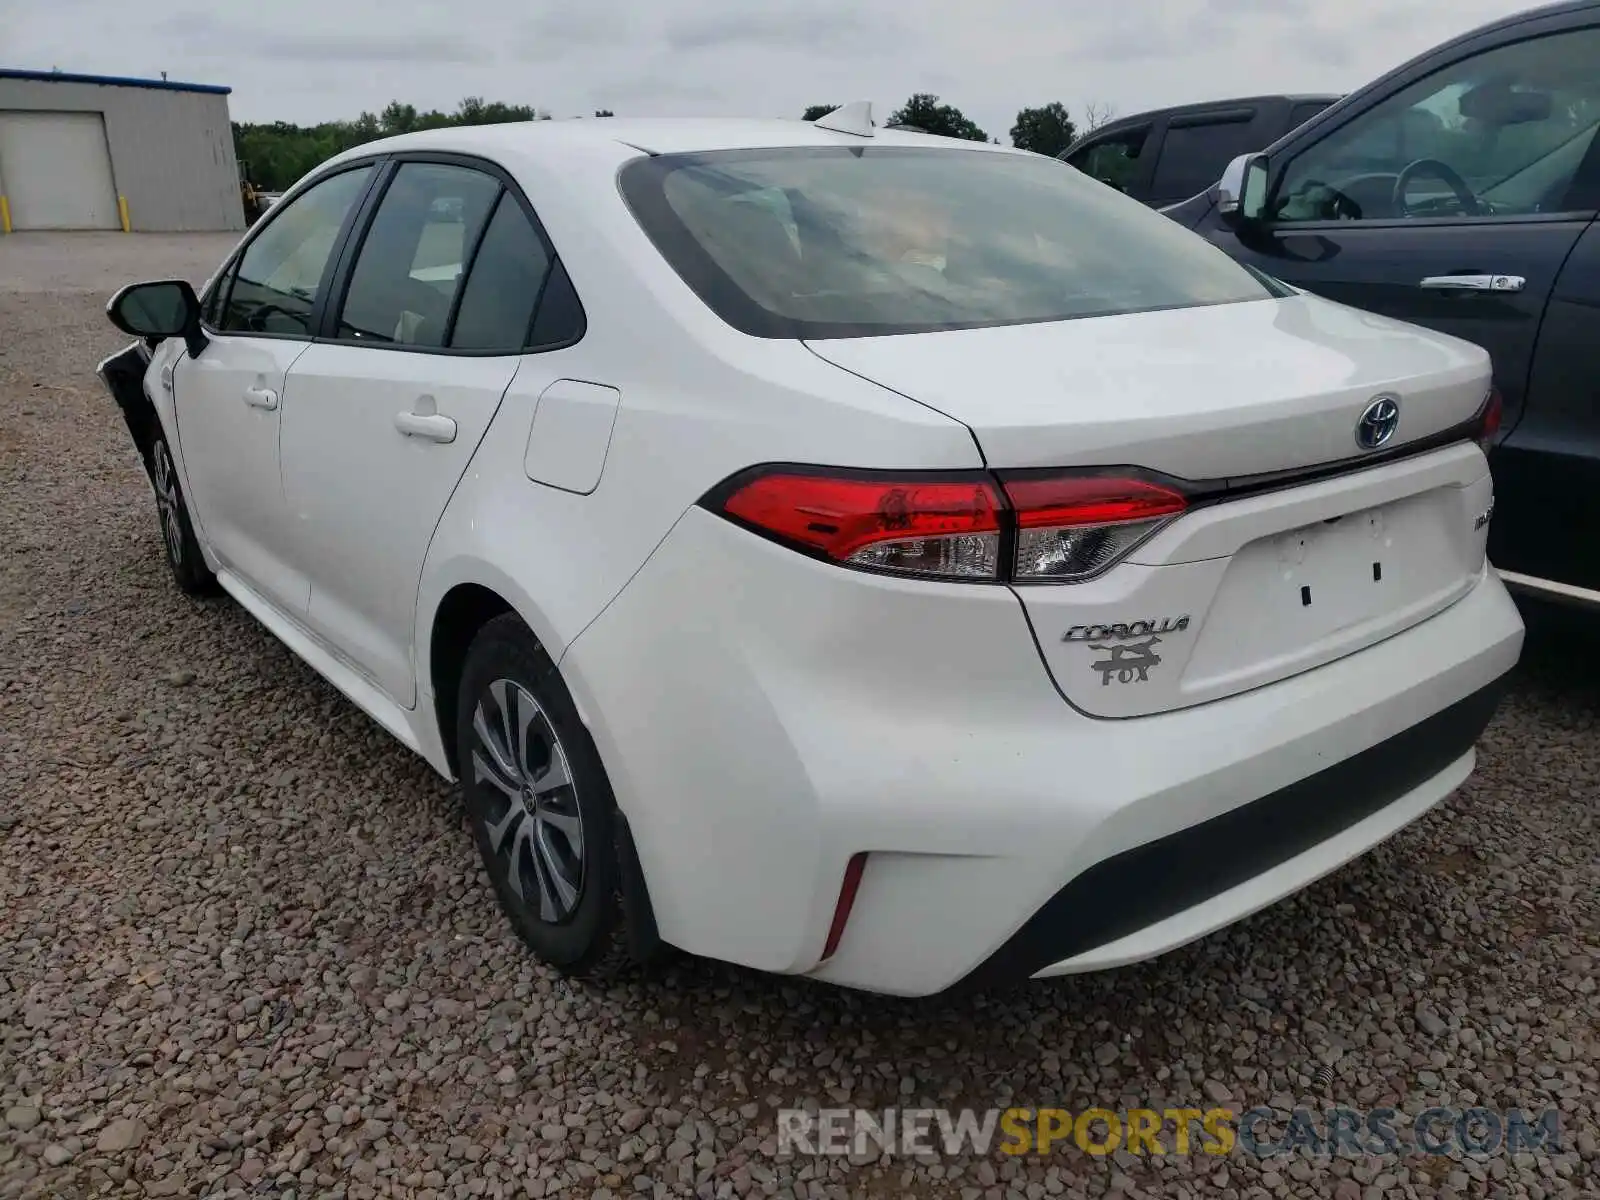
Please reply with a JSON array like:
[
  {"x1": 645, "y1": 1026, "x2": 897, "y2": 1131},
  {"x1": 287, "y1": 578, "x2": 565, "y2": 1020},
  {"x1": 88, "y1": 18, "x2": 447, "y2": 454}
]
[
  {"x1": 1217, "y1": 152, "x2": 1270, "y2": 227},
  {"x1": 107, "y1": 279, "x2": 208, "y2": 358}
]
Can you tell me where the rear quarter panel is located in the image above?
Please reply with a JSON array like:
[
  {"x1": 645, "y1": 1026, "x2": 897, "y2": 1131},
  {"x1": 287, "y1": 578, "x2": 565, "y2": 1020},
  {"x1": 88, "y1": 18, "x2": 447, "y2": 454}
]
[{"x1": 413, "y1": 140, "x2": 980, "y2": 712}]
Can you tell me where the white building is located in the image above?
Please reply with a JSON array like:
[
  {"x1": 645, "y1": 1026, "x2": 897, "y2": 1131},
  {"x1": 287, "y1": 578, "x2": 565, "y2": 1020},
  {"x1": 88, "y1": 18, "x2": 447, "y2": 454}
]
[{"x1": 0, "y1": 68, "x2": 245, "y2": 233}]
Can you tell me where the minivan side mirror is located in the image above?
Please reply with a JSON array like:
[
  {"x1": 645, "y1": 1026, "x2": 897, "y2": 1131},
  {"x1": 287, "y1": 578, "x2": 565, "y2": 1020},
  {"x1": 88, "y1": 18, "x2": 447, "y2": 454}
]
[
  {"x1": 1217, "y1": 152, "x2": 1271, "y2": 227},
  {"x1": 107, "y1": 279, "x2": 208, "y2": 358}
]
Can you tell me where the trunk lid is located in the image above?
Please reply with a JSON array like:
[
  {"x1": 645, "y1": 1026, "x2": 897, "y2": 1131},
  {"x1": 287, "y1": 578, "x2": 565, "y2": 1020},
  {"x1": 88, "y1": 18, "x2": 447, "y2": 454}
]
[
  {"x1": 808, "y1": 294, "x2": 1496, "y2": 717},
  {"x1": 805, "y1": 293, "x2": 1489, "y2": 478}
]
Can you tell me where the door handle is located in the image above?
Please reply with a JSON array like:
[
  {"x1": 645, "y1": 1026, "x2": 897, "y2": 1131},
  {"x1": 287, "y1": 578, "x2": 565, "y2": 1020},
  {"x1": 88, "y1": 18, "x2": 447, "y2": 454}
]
[
  {"x1": 1419, "y1": 273, "x2": 1525, "y2": 293},
  {"x1": 394, "y1": 410, "x2": 457, "y2": 444},
  {"x1": 243, "y1": 385, "x2": 279, "y2": 410}
]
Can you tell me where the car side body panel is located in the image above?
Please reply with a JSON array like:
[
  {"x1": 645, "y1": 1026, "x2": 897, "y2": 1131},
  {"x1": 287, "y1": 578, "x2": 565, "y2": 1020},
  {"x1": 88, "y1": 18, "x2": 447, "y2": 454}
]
[
  {"x1": 1497, "y1": 218, "x2": 1600, "y2": 593},
  {"x1": 409, "y1": 134, "x2": 983, "y2": 776}
]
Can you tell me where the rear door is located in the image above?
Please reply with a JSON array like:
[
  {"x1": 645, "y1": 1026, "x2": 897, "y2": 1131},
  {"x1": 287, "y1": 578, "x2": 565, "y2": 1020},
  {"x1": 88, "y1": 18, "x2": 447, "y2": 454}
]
[
  {"x1": 280, "y1": 154, "x2": 581, "y2": 706},
  {"x1": 1146, "y1": 106, "x2": 1268, "y2": 208},
  {"x1": 1199, "y1": 19, "x2": 1600, "y2": 445}
]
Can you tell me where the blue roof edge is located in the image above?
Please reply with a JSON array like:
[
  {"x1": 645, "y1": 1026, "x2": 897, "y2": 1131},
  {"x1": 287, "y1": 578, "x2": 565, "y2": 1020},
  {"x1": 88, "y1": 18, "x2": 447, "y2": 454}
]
[{"x1": 0, "y1": 67, "x2": 231, "y2": 96}]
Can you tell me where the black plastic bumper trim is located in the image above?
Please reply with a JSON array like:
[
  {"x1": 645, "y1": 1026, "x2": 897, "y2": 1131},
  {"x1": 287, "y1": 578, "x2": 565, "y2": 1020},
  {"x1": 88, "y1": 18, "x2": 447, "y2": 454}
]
[{"x1": 947, "y1": 674, "x2": 1509, "y2": 995}]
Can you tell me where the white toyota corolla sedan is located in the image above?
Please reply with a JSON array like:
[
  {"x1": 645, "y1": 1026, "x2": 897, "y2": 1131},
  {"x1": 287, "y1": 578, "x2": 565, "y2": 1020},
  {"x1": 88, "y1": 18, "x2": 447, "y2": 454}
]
[{"x1": 99, "y1": 106, "x2": 1523, "y2": 997}]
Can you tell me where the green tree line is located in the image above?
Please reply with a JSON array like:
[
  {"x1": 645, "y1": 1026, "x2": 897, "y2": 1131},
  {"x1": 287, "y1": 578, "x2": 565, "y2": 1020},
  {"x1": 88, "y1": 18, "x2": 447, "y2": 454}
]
[{"x1": 235, "y1": 94, "x2": 1106, "y2": 191}]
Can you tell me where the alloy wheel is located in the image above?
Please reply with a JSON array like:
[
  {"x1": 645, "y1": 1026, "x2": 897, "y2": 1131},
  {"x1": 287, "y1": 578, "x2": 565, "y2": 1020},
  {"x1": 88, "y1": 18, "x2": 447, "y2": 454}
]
[
  {"x1": 470, "y1": 678, "x2": 586, "y2": 923},
  {"x1": 153, "y1": 443, "x2": 184, "y2": 565}
]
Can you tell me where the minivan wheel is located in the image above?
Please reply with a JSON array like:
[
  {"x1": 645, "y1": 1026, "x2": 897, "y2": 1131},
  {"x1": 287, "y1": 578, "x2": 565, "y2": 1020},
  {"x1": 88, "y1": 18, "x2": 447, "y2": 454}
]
[
  {"x1": 456, "y1": 614, "x2": 631, "y2": 977},
  {"x1": 151, "y1": 438, "x2": 217, "y2": 595}
]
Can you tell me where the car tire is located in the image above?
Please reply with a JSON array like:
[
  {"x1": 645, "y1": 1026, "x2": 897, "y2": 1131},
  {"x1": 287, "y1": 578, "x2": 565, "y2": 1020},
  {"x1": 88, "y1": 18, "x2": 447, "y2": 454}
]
[
  {"x1": 456, "y1": 613, "x2": 632, "y2": 979},
  {"x1": 150, "y1": 437, "x2": 217, "y2": 596}
]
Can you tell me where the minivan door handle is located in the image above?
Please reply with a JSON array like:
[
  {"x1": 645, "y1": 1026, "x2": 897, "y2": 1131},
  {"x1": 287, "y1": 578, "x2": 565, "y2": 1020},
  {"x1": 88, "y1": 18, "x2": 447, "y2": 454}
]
[{"x1": 1419, "y1": 273, "x2": 1525, "y2": 293}]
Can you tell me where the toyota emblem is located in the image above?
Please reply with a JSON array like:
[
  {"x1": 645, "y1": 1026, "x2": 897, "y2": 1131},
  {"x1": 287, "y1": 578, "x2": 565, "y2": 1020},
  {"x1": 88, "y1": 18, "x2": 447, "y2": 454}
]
[{"x1": 1355, "y1": 395, "x2": 1401, "y2": 450}]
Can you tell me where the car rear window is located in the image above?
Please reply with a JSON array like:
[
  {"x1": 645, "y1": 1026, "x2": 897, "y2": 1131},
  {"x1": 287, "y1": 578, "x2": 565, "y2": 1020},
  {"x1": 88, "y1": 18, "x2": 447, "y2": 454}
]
[{"x1": 618, "y1": 145, "x2": 1280, "y2": 339}]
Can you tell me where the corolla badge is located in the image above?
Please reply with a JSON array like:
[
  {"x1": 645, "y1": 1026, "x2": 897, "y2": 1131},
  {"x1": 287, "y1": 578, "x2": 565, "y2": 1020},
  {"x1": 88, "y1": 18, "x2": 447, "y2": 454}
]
[
  {"x1": 1063, "y1": 616, "x2": 1190, "y2": 642},
  {"x1": 1355, "y1": 395, "x2": 1401, "y2": 450}
]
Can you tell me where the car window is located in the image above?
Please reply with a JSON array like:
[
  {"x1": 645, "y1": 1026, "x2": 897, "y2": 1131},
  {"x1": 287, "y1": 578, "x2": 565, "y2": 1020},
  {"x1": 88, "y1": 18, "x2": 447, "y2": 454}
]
[
  {"x1": 1150, "y1": 116, "x2": 1261, "y2": 201},
  {"x1": 336, "y1": 162, "x2": 501, "y2": 348},
  {"x1": 1066, "y1": 127, "x2": 1151, "y2": 194},
  {"x1": 620, "y1": 145, "x2": 1283, "y2": 340},
  {"x1": 219, "y1": 166, "x2": 373, "y2": 336},
  {"x1": 1274, "y1": 28, "x2": 1600, "y2": 222},
  {"x1": 448, "y1": 193, "x2": 555, "y2": 351},
  {"x1": 528, "y1": 259, "x2": 585, "y2": 348}
]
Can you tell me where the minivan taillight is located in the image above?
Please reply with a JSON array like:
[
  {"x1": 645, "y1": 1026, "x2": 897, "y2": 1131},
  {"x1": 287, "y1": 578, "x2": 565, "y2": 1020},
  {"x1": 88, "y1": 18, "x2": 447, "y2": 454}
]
[{"x1": 708, "y1": 467, "x2": 1188, "y2": 584}]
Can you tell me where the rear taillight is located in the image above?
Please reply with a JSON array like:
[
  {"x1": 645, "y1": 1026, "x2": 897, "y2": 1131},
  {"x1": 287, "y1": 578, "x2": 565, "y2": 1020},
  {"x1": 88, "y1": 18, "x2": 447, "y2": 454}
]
[
  {"x1": 1003, "y1": 475, "x2": 1188, "y2": 582},
  {"x1": 718, "y1": 471, "x2": 1003, "y2": 581},
  {"x1": 1477, "y1": 387, "x2": 1504, "y2": 452},
  {"x1": 709, "y1": 467, "x2": 1187, "y2": 584}
]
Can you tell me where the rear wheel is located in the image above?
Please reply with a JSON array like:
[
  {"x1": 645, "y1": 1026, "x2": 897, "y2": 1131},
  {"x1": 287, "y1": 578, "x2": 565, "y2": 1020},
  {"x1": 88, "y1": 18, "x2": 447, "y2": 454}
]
[
  {"x1": 151, "y1": 437, "x2": 216, "y2": 595},
  {"x1": 455, "y1": 614, "x2": 631, "y2": 977}
]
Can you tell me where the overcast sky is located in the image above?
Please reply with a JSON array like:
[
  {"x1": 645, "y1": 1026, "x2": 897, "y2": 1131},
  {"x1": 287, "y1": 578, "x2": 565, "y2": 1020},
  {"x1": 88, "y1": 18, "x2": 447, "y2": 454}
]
[{"x1": 5, "y1": 0, "x2": 1549, "y2": 139}]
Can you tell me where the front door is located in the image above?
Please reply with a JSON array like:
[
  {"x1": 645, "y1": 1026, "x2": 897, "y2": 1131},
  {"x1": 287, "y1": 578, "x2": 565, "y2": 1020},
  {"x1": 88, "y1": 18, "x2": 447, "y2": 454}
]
[
  {"x1": 173, "y1": 163, "x2": 377, "y2": 615},
  {"x1": 281, "y1": 157, "x2": 570, "y2": 705}
]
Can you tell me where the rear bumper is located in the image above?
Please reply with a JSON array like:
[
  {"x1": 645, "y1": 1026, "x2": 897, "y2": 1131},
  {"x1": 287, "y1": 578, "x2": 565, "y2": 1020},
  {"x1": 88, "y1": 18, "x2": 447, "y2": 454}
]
[
  {"x1": 958, "y1": 677, "x2": 1502, "y2": 993},
  {"x1": 563, "y1": 508, "x2": 1524, "y2": 997}
]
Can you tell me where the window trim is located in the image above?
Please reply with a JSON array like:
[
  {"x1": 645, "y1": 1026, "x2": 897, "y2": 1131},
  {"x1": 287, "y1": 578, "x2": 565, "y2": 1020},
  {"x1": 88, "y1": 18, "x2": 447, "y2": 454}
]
[
  {"x1": 315, "y1": 149, "x2": 584, "y2": 358},
  {"x1": 199, "y1": 161, "x2": 383, "y2": 343},
  {"x1": 1065, "y1": 122, "x2": 1154, "y2": 178},
  {"x1": 1261, "y1": 21, "x2": 1600, "y2": 229}
]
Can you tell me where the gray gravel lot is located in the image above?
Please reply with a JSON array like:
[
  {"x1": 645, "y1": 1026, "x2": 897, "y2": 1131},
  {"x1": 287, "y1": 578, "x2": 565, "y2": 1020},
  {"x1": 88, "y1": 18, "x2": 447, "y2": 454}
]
[{"x1": 1, "y1": 232, "x2": 1596, "y2": 1200}]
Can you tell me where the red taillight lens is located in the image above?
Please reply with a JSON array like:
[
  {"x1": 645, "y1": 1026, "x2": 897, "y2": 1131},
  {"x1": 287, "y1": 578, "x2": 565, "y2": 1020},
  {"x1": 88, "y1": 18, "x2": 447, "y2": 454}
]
[
  {"x1": 1002, "y1": 475, "x2": 1188, "y2": 582},
  {"x1": 1477, "y1": 387, "x2": 1504, "y2": 452},
  {"x1": 710, "y1": 467, "x2": 1190, "y2": 584},
  {"x1": 719, "y1": 471, "x2": 1003, "y2": 580}
]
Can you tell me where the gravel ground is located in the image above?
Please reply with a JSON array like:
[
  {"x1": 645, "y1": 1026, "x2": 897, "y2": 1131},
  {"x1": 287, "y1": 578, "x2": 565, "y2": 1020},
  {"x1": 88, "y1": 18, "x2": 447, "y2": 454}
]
[{"x1": 1, "y1": 232, "x2": 1596, "y2": 1200}]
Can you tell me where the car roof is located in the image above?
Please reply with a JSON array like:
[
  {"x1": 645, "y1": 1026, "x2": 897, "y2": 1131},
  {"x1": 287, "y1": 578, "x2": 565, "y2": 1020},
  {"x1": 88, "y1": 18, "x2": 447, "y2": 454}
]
[
  {"x1": 325, "y1": 117, "x2": 1014, "y2": 165},
  {"x1": 1081, "y1": 94, "x2": 1342, "y2": 135}
]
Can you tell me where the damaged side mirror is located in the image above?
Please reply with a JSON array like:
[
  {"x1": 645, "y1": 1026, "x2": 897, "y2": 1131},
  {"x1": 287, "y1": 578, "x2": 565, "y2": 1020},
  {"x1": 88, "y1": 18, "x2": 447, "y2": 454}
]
[{"x1": 107, "y1": 279, "x2": 208, "y2": 358}]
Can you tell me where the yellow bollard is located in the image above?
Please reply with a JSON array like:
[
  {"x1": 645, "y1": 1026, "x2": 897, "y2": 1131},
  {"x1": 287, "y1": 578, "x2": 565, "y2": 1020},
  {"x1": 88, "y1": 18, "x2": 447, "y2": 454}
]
[
  {"x1": 0, "y1": 195, "x2": 11, "y2": 235},
  {"x1": 118, "y1": 195, "x2": 130, "y2": 232}
]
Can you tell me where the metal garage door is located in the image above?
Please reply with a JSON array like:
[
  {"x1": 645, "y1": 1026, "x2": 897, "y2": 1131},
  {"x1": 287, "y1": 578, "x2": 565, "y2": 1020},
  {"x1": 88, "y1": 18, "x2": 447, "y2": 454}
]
[{"x1": 0, "y1": 111, "x2": 119, "y2": 230}]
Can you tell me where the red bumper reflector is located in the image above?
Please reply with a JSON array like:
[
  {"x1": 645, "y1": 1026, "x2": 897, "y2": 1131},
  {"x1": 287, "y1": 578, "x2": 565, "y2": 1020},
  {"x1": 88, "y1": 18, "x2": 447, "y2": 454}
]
[{"x1": 821, "y1": 852, "x2": 869, "y2": 961}]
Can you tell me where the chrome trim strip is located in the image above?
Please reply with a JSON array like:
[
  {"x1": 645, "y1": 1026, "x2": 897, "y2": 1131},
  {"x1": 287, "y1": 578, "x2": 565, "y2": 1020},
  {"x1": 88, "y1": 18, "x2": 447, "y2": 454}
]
[{"x1": 1497, "y1": 568, "x2": 1600, "y2": 611}]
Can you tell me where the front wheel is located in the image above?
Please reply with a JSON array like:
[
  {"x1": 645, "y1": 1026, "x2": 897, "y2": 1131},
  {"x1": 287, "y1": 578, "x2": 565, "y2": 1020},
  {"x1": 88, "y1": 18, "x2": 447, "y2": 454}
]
[
  {"x1": 151, "y1": 437, "x2": 216, "y2": 595},
  {"x1": 455, "y1": 614, "x2": 632, "y2": 977}
]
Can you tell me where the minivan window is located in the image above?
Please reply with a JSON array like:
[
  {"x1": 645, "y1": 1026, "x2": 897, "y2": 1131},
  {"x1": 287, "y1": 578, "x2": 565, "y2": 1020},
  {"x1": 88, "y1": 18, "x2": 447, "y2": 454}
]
[
  {"x1": 619, "y1": 146, "x2": 1281, "y2": 340},
  {"x1": 1274, "y1": 28, "x2": 1600, "y2": 221}
]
